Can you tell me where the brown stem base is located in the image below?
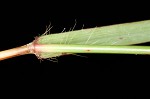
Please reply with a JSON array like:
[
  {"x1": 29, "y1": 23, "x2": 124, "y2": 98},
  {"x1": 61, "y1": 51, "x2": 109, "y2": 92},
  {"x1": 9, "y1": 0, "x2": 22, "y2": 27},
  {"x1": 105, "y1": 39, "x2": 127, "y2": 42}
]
[{"x1": 0, "y1": 44, "x2": 32, "y2": 61}]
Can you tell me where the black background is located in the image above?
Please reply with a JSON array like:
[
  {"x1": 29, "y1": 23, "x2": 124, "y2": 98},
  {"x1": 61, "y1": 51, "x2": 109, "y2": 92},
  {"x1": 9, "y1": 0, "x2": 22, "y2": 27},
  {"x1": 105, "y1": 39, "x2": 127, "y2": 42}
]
[{"x1": 0, "y1": 1, "x2": 149, "y2": 96}]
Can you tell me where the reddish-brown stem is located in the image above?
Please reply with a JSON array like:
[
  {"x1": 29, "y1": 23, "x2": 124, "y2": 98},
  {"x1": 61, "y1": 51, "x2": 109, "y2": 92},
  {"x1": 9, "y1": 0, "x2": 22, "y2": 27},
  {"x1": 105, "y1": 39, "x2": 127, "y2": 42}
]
[
  {"x1": 0, "y1": 44, "x2": 33, "y2": 61},
  {"x1": 0, "y1": 37, "x2": 39, "y2": 61}
]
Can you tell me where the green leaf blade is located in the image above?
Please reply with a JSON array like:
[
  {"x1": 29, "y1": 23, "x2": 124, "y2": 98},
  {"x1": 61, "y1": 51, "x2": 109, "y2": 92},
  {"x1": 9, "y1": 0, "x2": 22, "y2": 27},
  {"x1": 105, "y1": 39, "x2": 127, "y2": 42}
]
[{"x1": 37, "y1": 20, "x2": 150, "y2": 58}]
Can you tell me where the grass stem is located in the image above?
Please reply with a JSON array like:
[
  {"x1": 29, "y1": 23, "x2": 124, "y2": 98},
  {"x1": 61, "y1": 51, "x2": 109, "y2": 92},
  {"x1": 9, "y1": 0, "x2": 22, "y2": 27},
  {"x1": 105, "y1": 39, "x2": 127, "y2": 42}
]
[{"x1": 0, "y1": 45, "x2": 29, "y2": 61}]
